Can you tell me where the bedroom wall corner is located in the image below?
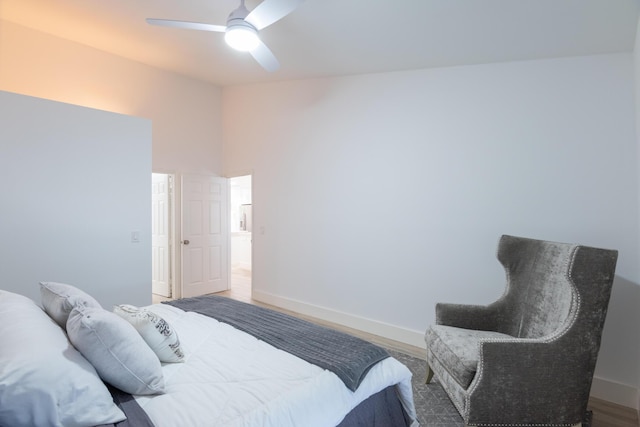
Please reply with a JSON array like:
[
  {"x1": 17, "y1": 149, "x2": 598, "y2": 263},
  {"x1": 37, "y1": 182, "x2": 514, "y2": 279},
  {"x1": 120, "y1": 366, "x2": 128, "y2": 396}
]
[
  {"x1": 222, "y1": 53, "x2": 640, "y2": 409},
  {"x1": 0, "y1": 21, "x2": 225, "y2": 305}
]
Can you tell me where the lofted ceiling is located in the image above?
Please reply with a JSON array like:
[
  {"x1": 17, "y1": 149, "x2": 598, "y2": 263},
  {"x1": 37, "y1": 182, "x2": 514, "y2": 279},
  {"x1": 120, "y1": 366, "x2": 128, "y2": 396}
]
[{"x1": 1, "y1": 0, "x2": 639, "y2": 87}]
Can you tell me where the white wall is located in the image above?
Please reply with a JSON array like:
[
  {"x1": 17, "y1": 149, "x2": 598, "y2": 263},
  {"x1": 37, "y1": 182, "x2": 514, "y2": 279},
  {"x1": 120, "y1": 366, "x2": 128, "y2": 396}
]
[
  {"x1": 0, "y1": 21, "x2": 223, "y2": 175},
  {"x1": 0, "y1": 21, "x2": 225, "y2": 297},
  {"x1": 223, "y1": 54, "x2": 640, "y2": 406},
  {"x1": 633, "y1": 14, "x2": 640, "y2": 414},
  {"x1": 0, "y1": 91, "x2": 152, "y2": 309}
]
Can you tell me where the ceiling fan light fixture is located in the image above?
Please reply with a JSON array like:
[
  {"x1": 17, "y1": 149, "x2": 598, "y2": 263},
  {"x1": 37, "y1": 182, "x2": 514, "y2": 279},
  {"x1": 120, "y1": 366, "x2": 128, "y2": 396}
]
[
  {"x1": 225, "y1": 23, "x2": 259, "y2": 52},
  {"x1": 147, "y1": 0, "x2": 304, "y2": 71}
]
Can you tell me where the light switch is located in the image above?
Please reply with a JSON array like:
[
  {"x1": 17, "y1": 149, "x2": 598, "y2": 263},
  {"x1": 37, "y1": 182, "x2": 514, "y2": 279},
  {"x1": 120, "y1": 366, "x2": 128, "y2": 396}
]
[{"x1": 131, "y1": 231, "x2": 140, "y2": 243}]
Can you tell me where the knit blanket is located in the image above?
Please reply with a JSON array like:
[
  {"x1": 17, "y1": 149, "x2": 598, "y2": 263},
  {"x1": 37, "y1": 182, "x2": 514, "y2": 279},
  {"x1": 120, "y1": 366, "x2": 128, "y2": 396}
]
[{"x1": 164, "y1": 295, "x2": 389, "y2": 391}]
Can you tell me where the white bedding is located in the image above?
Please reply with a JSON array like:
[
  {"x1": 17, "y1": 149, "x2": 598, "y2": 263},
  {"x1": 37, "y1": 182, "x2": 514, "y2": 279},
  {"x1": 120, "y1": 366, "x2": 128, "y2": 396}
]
[{"x1": 135, "y1": 304, "x2": 418, "y2": 427}]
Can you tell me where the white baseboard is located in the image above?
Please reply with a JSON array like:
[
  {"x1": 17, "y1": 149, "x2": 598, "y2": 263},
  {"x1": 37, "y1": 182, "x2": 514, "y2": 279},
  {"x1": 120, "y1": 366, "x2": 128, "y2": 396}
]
[
  {"x1": 590, "y1": 376, "x2": 639, "y2": 410},
  {"x1": 253, "y1": 290, "x2": 639, "y2": 412},
  {"x1": 252, "y1": 290, "x2": 427, "y2": 350}
]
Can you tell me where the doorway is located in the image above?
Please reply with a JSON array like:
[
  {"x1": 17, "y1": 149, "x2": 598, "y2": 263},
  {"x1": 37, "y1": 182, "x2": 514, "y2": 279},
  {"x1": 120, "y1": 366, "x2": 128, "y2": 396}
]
[
  {"x1": 230, "y1": 175, "x2": 252, "y2": 300},
  {"x1": 152, "y1": 173, "x2": 230, "y2": 303}
]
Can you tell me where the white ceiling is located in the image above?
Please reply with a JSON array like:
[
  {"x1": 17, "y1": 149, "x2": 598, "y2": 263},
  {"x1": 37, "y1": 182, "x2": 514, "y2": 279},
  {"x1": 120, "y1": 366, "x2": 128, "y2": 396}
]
[{"x1": 2, "y1": 0, "x2": 639, "y2": 87}]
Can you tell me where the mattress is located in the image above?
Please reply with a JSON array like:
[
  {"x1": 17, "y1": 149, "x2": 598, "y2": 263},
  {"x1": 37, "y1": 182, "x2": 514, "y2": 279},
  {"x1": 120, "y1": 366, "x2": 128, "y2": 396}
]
[{"x1": 134, "y1": 303, "x2": 418, "y2": 427}]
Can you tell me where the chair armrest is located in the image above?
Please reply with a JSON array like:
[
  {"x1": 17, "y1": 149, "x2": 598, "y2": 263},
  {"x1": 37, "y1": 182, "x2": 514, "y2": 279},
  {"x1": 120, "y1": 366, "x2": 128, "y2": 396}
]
[
  {"x1": 466, "y1": 338, "x2": 590, "y2": 424},
  {"x1": 435, "y1": 303, "x2": 499, "y2": 331}
]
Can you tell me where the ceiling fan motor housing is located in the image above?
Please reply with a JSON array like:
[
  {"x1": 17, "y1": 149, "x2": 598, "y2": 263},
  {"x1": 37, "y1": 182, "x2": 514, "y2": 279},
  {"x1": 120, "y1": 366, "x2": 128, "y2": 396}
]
[{"x1": 227, "y1": 1, "x2": 250, "y2": 22}]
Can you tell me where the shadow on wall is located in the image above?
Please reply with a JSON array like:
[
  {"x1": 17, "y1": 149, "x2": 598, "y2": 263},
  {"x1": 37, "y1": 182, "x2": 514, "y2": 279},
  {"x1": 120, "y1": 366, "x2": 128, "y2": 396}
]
[{"x1": 598, "y1": 275, "x2": 640, "y2": 392}]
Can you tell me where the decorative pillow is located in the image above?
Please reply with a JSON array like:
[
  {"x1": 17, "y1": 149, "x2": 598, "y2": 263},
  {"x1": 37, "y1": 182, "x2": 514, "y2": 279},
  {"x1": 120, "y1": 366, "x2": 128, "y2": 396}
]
[
  {"x1": 67, "y1": 305, "x2": 165, "y2": 395},
  {"x1": 114, "y1": 304, "x2": 185, "y2": 363},
  {"x1": 0, "y1": 290, "x2": 126, "y2": 427},
  {"x1": 40, "y1": 281, "x2": 102, "y2": 328}
]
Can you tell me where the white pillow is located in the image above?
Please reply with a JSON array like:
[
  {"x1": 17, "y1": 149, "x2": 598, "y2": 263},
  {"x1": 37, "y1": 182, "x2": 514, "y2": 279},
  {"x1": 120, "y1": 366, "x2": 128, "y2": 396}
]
[
  {"x1": 0, "y1": 290, "x2": 126, "y2": 427},
  {"x1": 114, "y1": 304, "x2": 185, "y2": 363},
  {"x1": 67, "y1": 305, "x2": 165, "y2": 395},
  {"x1": 40, "y1": 281, "x2": 102, "y2": 328}
]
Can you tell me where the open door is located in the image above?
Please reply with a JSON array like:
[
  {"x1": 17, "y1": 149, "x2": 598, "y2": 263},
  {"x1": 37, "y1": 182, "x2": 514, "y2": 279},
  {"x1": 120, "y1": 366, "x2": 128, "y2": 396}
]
[
  {"x1": 152, "y1": 173, "x2": 171, "y2": 297},
  {"x1": 181, "y1": 174, "x2": 229, "y2": 298}
]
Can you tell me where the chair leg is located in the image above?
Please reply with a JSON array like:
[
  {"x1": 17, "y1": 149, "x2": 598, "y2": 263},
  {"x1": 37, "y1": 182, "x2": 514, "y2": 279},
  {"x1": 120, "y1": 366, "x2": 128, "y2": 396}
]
[{"x1": 425, "y1": 363, "x2": 434, "y2": 384}]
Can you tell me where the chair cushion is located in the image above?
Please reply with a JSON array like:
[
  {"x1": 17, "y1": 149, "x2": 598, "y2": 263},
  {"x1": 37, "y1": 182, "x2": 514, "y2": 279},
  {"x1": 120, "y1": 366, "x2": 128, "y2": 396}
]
[{"x1": 426, "y1": 325, "x2": 512, "y2": 389}]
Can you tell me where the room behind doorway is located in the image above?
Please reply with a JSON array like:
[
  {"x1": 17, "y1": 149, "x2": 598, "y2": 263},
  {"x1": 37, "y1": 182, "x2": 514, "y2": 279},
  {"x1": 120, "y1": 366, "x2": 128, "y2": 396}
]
[{"x1": 229, "y1": 175, "x2": 252, "y2": 301}]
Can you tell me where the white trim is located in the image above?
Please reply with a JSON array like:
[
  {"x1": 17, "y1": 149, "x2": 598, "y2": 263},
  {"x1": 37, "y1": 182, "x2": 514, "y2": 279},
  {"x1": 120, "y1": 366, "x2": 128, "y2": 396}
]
[
  {"x1": 251, "y1": 290, "x2": 426, "y2": 350},
  {"x1": 590, "y1": 376, "x2": 639, "y2": 410}
]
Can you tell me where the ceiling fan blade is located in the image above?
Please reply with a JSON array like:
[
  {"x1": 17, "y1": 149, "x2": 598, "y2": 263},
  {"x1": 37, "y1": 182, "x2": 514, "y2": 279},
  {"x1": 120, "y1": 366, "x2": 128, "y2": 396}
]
[
  {"x1": 250, "y1": 40, "x2": 280, "y2": 72},
  {"x1": 245, "y1": 0, "x2": 305, "y2": 30},
  {"x1": 146, "y1": 18, "x2": 226, "y2": 32}
]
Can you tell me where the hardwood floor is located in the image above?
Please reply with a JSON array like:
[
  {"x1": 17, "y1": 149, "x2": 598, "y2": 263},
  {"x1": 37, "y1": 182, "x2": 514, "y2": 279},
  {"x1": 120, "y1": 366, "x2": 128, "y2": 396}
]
[
  {"x1": 588, "y1": 397, "x2": 639, "y2": 427},
  {"x1": 153, "y1": 274, "x2": 639, "y2": 427}
]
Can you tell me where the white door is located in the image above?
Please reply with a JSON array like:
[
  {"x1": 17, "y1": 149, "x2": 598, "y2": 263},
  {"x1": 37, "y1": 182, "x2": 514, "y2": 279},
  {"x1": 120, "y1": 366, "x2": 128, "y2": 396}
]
[
  {"x1": 152, "y1": 173, "x2": 171, "y2": 297},
  {"x1": 181, "y1": 174, "x2": 229, "y2": 298}
]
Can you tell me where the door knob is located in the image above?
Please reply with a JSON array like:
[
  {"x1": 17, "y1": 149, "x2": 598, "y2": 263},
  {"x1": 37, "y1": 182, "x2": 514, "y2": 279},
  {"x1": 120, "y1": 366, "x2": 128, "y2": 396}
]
[{"x1": 182, "y1": 240, "x2": 190, "y2": 245}]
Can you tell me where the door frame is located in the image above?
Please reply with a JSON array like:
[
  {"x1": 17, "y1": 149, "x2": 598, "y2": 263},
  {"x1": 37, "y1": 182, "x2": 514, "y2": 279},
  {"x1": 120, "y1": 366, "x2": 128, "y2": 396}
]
[
  {"x1": 228, "y1": 171, "x2": 253, "y2": 292},
  {"x1": 151, "y1": 172, "x2": 173, "y2": 297},
  {"x1": 152, "y1": 172, "x2": 240, "y2": 300},
  {"x1": 152, "y1": 171, "x2": 178, "y2": 299}
]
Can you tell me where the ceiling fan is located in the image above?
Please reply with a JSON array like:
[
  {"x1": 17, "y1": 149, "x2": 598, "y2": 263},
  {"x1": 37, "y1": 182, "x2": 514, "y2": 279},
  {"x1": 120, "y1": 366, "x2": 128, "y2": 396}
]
[{"x1": 146, "y1": 0, "x2": 305, "y2": 72}]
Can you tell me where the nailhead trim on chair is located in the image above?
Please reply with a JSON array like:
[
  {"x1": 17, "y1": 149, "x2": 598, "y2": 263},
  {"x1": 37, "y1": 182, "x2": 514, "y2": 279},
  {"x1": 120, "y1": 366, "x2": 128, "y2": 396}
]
[
  {"x1": 463, "y1": 246, "x2": 583, "y2": 427},
  {"x1": 470, "y1": 423, "x2": 580, "y2": 426}
]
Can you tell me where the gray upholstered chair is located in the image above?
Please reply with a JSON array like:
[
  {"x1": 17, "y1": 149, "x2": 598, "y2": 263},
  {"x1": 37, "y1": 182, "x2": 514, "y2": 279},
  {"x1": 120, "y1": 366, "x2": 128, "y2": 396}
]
[{"x1": 424, "y1": 234, "x2": 618, "y2": 426}]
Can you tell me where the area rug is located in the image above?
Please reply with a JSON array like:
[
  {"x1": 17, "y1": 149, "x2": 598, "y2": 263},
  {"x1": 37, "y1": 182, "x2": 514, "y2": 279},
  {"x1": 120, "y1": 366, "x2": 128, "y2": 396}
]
[
  {"x1": 387, "y1": 349, "x2": 466, "y2": 426},
  {"x1": 387, "y1": 349, "x2": 592, "y2": 427}
]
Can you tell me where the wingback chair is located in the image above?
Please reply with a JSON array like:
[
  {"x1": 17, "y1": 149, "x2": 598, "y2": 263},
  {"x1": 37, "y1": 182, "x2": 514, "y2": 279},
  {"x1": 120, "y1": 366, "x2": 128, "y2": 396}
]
[{"x1": 424, "y1": 235, "x2": 618, "y2": 426}]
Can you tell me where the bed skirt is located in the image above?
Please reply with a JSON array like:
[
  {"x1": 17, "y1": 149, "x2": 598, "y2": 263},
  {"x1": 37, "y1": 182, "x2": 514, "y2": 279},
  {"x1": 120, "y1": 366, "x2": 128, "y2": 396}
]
[
  {"x1": 337, "y1": 385, "x2": 412, "y2": 427},
  {"x1": 99, "y1": 385, "x2": 154, "y2": 427}
]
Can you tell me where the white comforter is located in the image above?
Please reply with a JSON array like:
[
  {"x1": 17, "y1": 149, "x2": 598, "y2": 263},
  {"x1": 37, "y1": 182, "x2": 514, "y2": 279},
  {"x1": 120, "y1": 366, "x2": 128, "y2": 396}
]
[{"x1": 135, "y1": 304, "x2": 418, "y2": 427}]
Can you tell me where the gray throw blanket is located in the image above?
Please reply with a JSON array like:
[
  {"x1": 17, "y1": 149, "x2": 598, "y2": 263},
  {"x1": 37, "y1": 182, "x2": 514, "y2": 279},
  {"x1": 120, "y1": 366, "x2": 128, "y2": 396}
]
[{"x1": 164, "y1": 295, "x2": 389, "y2": 391}]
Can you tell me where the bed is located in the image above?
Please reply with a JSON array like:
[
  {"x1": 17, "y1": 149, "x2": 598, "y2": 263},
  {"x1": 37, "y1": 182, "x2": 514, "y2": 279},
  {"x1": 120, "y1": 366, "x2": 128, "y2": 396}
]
[{"x1": 0, "y1": 283, "x2": 418, "y2": 427}]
